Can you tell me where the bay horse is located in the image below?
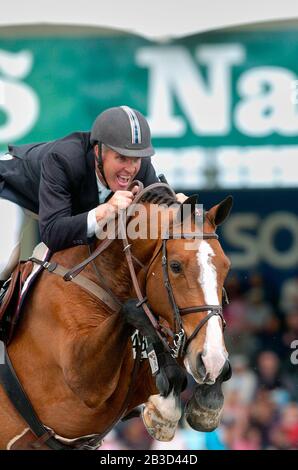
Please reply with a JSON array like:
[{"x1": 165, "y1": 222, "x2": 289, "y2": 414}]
[{"x1": 0, "y1": 183, "x2": 233, "y2": 450}]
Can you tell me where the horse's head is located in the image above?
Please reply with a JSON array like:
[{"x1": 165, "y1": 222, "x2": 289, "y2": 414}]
[
  {"x1": 112, "y1": 185, "x2": 234, "y2": 438},
  {"x1": 143, "y1": 194, "x2": 233, "y2": 385}
]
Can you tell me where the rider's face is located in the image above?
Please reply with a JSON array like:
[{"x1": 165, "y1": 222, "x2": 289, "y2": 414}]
[{"x1": 95, "y1": 145, "x2": 141, "y2": 192}]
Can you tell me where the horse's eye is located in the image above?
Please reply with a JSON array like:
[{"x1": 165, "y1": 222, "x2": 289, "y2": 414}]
[{"x1": 170, "y1": 260, "x2": 182, "y2": 273}]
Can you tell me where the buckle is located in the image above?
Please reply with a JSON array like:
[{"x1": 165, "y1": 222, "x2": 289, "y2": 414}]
[
  {"x1": 79, "y1": 437, "x2": 102, "y2": 450},
  {"x1": 171, "y1": 329, "x2": 185, "y2": 358},
  {"x1": 136, "y1": 297, "x2": 148, "y2": 308}
]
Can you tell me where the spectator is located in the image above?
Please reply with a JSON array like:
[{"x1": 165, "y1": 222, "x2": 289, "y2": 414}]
[
  {"x1": 282, "y1": 307, "x2": 298, "y2": 349},
  {"x1": 278, "y1": 308, "x2": 298, "y2": 400},
  {"x1": 249, "y1": 389, "x2": 278, "y2": 448},
  {"x1": 280, "y1": 275, "x2": 298, "y2": 315},
  {"x1": 116, "y1": 418, "x2": 153, "y2": 450},
  {"x1": 104, "y1": 271, "x2": 298, "y2": 450},
  {"x1": 223, "y1": 355, "x2": 257, "y2": 405},
  {"x1": 223, "y1": 275, "x2": 257, "y2": 357},
  {"x1": 269, "y1": 403, "x2": 298, "y2": 449},
  {"x1": 244, "y1": 288, "x2": 274, "y2": 335},
  {"x1": 232, "y1": 425, "x2": 262, "y2": 450},
  {"x1": 256, "y1": 351, "x2": 286, "y2": 392}
]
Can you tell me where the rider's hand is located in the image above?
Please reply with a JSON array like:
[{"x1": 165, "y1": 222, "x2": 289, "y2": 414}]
[
  {"x1": 107, "y1": 190, "x2": 135, "y2": 211},
  {"x1": 95, "y1": 189, "x2": 137, "y2": 223}
]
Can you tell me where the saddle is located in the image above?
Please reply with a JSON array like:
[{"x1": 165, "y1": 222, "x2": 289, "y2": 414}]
[
  {"x1": 0, "y1": 260, "x2": 34, "y2": 344},
  {"x1": 0, "y1": 243, "x2": 50, "y2": 344}
]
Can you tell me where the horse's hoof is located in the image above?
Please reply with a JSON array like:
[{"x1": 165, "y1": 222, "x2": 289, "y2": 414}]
[
  {"x1": 184, "y1": 401, "x2": 223, "y2": 432},
  {"x1": 141, "y1": 400, "x2": 179, "y2": 442},
  {"x1": 184, "y1": 381, "x2": 224, "y2": 432}
]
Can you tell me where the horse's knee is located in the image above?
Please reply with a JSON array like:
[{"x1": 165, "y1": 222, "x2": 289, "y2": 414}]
[
  {"x1": 121, "y1": 299, "x2": 156, "y2": 339},
  {"x1": 121, "y1": 300, "x2": 188, "y2": 397}
]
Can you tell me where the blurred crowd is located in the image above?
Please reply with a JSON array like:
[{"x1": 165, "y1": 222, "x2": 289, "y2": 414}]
[{"x1": 99, "y1": 272, "x2": 298, "y2": 450}]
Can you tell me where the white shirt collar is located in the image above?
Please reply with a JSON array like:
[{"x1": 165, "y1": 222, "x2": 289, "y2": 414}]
[{"x1": 95, "y1": 172, "x2": 112, "y2": 204}]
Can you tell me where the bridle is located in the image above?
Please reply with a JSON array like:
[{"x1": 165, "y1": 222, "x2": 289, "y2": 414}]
[
  {"x1": 117, "y1": 182, "x2": 227, "y2": 359},
  {"x1": 145, "y1": 234, "x2": 227, "y2": 358}
]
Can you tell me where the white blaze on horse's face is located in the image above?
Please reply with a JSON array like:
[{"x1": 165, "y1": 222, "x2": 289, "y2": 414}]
[
  {"x1": 184, "y1": 240, "x2": 228, "y2": 384},
  {"x1": 197, "y1": 241, "x2": 228, "y2": 382}
]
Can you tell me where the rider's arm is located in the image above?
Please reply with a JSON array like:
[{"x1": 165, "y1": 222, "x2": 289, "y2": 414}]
[
  {"x1": 87, "y1": 191, "x2": 135, "y2": 238},
  {"x1": 39, "y1": 152, "x2": 91, "y2": 252},
  {"x1": 87, "y1": 209, "x2": 97, "y2": 238},
  {"x1": 86, "y1": 204, "x2": 113, "y2": 238}
]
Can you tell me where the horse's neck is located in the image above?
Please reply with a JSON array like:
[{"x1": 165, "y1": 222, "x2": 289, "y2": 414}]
[
  {"x1": 49, "y1": 243, "x2": 126, "y2": 304},
  {"x1": 92, "y1": 237, "x2": 158, "y2": 300},
  {"x1": 93, "y1": 239, "x2": 132, "y2": 299},
  {"x1": 47, "y1": 239, "x2": 156, "y2": 411},
  {"x1": 52, "y1": 234, "x2": 157, "y2": 303}
]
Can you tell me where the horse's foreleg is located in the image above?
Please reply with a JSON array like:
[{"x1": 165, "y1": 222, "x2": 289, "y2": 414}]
[
  {"x1": 141, "y1": 342, "x2": 187, "y2": 441},
  {"x1": 121, "y1": 299, "x2": 188, "y2": 441},
  {"x1": 142, "y1": 391, "x2": 182, "y2": 441}
]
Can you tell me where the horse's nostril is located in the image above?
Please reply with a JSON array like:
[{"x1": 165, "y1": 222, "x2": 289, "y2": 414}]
[
  {"x1": 222, "y1": 360, "x2": 232, "y2": 382},
  {"x1": 197, "y1": 353, "x2": 207, "y2": 379}
]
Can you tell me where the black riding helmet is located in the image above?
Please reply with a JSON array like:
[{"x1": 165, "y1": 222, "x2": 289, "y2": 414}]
[{"x1": 90, "y1": 106, "x2": 155, "y2": 184}]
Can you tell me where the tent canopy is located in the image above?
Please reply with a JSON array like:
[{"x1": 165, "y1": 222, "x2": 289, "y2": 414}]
[{"x1": 1, "y1": 0, "x2": 298, "y2": 39}]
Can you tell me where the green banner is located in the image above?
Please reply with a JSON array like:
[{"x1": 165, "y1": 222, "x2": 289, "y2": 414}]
[{"x1": 1, "y1": 29, "x2": 297, "y2": 187}]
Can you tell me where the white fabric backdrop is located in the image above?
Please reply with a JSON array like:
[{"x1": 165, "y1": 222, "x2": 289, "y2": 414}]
[{"x1": 1, "y1": 0, "x2": 298, "y2": 39}]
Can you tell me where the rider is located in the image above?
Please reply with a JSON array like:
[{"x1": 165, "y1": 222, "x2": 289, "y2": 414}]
[{"x1": 0, "y1": 105, "x2": 186, "y2": 297}]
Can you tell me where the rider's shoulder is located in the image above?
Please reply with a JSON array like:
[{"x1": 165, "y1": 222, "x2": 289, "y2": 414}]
[{"x1": 47, "y1": 131, "x2": 90, "y2": 156}]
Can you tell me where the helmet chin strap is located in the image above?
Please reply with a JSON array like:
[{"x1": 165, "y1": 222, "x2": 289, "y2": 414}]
[{"x1": 96, "y1": 141, "x2": 109, "y2": 188}]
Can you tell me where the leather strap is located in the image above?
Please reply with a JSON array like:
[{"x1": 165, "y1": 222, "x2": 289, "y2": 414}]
[
  {"x1": 0, "y1": 342, "x2": 73, "y2": 450},
  {"x1": 63, "y1": 236, "x2": 116, "y2": 281},
  {"x1": 183, "y1": 309, "x2": 225, "y2": 353},
  {"x1": 60, "y1": 180, "x2": 174, "y2": 282},
  {"x1": 118, "y1": 211, "x2": 173, "y2": 354},
  {"x1": 29, "y1": 258, "x2": 121, "y2": 313},
  {"x1": 0, "y1": 337, "x2": 143, "y2": 450}
]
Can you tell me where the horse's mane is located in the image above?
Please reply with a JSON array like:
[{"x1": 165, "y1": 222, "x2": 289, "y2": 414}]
[{"x1": 140, "y1": 186, "x2": 181, "y2": 207}]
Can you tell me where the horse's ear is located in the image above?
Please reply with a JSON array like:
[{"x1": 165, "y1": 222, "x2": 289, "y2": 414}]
[
  {"x1": 207, "y1": 196, "x2": 233, "y2": 227},
  {"x1": 175, "y1": 194, "x2": 198, "y2": 223}
]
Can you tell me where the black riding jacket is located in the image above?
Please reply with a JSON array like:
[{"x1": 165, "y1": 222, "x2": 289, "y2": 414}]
[{"x1": 0, "y1": 132, "x2": 158, "y2": 251}]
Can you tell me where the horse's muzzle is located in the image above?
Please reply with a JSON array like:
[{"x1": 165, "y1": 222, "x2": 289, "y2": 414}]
[{"x1": 196, "y1": 355, "x2": 231, "y2": 384}]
